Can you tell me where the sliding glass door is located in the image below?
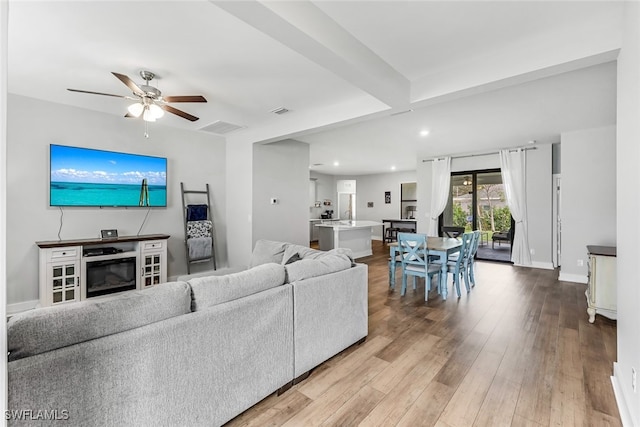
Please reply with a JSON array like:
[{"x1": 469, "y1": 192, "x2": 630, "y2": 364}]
[{"x1": 440, "y1": 169, "x2": 513, "y2": 262}]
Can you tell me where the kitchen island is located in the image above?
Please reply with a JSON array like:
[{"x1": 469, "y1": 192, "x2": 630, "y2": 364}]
[{"x1": 315, "y1": 220, "x2": 383, "y2": 259}]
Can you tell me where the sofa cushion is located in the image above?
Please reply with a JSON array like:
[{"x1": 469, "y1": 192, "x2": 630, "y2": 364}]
[
  {"x1": 7, "y1": 281, "x2": 192, "y2": 361},
  {"x1": 189, "y1": 263, "x2": 286, "y2": 311},
  {"x1": 249, "y1": 240, "x2": 288, "y2": 268},
  {"x1": 285, "y1": 253, "x2": 353, "y2": 283},
  {"x1": 176, "y1": 266, "x2": 247, "y2": 282}
]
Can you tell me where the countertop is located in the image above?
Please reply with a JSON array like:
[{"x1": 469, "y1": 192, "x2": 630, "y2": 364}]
[
  {"x1": 587, "y1": 245, "x2": 616, "y2": 257},
  {"x1": 314, "y1": 220, "x2": 383, "y2": 229}
]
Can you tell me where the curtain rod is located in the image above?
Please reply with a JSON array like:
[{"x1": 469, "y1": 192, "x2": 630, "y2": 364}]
[{"x1": 422, "y1": 146, "x2": 537, "y2": 163}]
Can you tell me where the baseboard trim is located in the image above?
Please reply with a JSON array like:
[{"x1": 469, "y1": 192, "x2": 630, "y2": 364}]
[
  {"x1": 530, "y1": 261, "x2": 555, "y2": 270},
  {"x1": 558, "y1": 272, "x2": 588, "y2": 284},
  {"x1": 513, "y1": 261, "x2": 555, "y2": 270},
  {"x1": 7, "y1": 299, "x2": 39, "y2": 316},
  {"x1": 612, "y1": 362, "x2": 635, "y2": 427}
]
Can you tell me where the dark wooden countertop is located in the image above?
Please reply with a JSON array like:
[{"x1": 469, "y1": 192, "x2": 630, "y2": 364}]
[
  {"x1": 587, "y1": 245, "x2": 616, "y2": 257},
  {"x1": 36, "y1": 234, "x2": 170, "y2": 249}
]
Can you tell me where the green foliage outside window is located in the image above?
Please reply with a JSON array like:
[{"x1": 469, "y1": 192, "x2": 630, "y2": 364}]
[
  {"x1": 452, "y1": 203, "x2": 468, "y2": 228},
  {"x1": 478, "y1": 205, "x2": 511, "y2": 232},
  {"x1": 451, "y1": 201, "x2": 511, "y2": 233}
]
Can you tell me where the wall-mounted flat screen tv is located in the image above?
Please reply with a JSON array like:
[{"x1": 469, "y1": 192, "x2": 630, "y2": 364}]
[{"x1": 50, "y1": 144, "x2": 167, "y2": 207}]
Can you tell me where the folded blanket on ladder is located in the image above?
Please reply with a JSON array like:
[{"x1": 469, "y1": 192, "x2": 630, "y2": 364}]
[
  {"x1": 187, "y1": 204, "x2": 208, "y2": 221},
  {"x1": 188, "y1": 237, "x2": 212, "y2": 260},
  {"x1": 187, "y1": 220, "x2": 212, "y2": 238}
]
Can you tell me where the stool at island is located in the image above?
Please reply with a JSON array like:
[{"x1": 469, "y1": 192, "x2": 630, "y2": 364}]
[{"x1": 36, "y1": 234, "x2": 169, "y2": 307}]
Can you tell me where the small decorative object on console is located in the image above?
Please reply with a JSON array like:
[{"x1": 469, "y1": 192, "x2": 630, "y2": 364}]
[{"x1": 101, "y1": 229, "x2": 118, "y2": 239}]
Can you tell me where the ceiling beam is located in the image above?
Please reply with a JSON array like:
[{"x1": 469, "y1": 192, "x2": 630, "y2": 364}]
[{"x1": 211, "y1": 0, "x2": 410, "y2": 109}]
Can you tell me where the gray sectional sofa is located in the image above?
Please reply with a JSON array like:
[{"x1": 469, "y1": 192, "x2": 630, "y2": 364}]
[{"x1": 7, "y1": 240, "x2": 368, "y2": 426}]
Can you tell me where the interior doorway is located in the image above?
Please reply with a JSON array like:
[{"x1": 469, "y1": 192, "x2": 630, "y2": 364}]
[
  {"x1": 400, "y1": 182, "x2": 417, "y2": 219},
  {"x1": 336, "y1": 179, "x2": 356, "y2": 220},
  {"x1": 552, "y1": 174, "x2": 561, "y2": 267},
  {"x1": 338, "y1": 193, "x2": 356, "y2": 220},
  {"x1": 440, "y1": 169, "x2": 513, "y2": 263}
]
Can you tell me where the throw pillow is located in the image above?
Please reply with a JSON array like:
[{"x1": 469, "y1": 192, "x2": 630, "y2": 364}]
[
  {"x1": 285, "y1": 253, "x2": 302, "y2": 265},
  {"x1": 249, "y1": 240, "x2": 288, "y2": 268},
  {"x1": 282, "y1": 244, "x2": 324, "y2": 262}
]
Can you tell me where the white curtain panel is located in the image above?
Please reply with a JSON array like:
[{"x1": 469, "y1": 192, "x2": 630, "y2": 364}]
[
  {"x1": 499, "y1": 149, "x2": 532, "y2": 265},
  {"x1": 428, "y1": 157, "x2": 451, "y2": 236}
]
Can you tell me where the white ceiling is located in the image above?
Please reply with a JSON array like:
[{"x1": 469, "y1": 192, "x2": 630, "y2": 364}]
[{"x1": 7, "y1": 1, "x2": 622, "y2": 175}]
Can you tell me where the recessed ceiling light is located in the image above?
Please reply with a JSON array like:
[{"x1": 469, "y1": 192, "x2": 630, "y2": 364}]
[
  {"x1": 528, "y1": 139, "x2": 537, "y2": 144},
  {"x1": 333, "y1": 161, "x2": 339, "y2": 167},
  {"x1": 391, "y1": 166, "x2": 396, "y2": 171},
  {"x1": 420, "y1": 130, "x2": 430, "y2": 137}
]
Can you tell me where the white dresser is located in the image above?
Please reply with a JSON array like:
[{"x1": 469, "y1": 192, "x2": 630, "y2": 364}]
[{"x1": 586, "y1": 245, "x2": 616, "y2": 323}]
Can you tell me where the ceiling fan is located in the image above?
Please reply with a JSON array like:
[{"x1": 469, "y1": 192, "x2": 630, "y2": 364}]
[{"x1": 67, "y1": 70, "x2": 207, "y2": 123}]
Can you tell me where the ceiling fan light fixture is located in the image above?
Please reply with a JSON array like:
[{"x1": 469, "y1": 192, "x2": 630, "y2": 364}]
[
  {"x1": 148, "y1": 103, "x2": 164, "y2": 119},
  {"x1": 127, "y1": 102, "x2": 144, "y2": 117},
  {"x1": 142, "y1": 106, "x2": 157, "y2": 122},
  {"x1": 68, "y1": 70, "x2": 207, "y2": 127}
]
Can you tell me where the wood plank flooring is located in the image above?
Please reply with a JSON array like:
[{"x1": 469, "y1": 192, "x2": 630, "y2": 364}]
[{"x1": 225, "y1": 241, "x2": 621, "y2": 426}]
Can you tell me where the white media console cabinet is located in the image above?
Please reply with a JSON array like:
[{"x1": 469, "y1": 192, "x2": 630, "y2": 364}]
[
  {"x1": 586, "y1": 245, "x2": 617, "y2": 323},
  {"x1": 36, "y1": 234, "x2": 170, "y2": 308}
]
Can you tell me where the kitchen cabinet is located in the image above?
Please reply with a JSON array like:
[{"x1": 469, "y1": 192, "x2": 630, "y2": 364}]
[{"x1": 309, "y1": 219, "x2": 321, "y2": 242}]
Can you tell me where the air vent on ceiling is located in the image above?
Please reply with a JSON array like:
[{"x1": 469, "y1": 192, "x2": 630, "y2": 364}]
[
  {"x1": 199, "y1": 120, "x2": 246, "y2": 135},
  {"x1": 270, "y1": 107, "x2": 291, "y2": 115}
]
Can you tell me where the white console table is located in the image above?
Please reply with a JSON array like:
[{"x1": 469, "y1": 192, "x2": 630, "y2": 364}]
[
  {"x1": 586, "y1": 245, "x2": 616, "y2": 323},
  {"x1": 36, "y1": 234, "x2": 170, "y2": 307}
]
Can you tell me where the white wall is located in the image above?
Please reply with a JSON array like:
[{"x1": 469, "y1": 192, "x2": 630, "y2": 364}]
[
  {"x1": 526, "y1": 145, "x2": 553, "y2": 269},
  {"x1": 559, "y1": 126, "x2": 616, "y2": 283},
  {"x1": 252, "y1": 140, "x2": 309, "y2": 246},
  {"x1": 225, "y1": 139, "x2": 253, "y2": 267},
  {"x1": 6, "y1": 94, "x2": 227, "y2": 307},
  {"x1": 614, "y1": 2, "x2": 640, "y2": 424},
  {"x1": 1, "y1": 0, "x2": 8, "y2": 412},
  {"x1": 417, "y1": 146, "x2": 553, "y2": 267},
  {"x1": 334, "y1": 170, "x2": 417, "y2": 239}
]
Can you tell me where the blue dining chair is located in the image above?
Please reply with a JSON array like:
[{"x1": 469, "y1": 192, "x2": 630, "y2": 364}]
[
  {"x1": 397, "y1": 233, "x2": 441, "y2": 301},
  {"x1": 433, "y1": 232, "x2": 474, "y2": 297},
  {"x1": 466, "y1": 230, "x2": 481, "y2": 287},
  {"x1": 388, "y1": 250, "x2": 402, "y2": 290}
]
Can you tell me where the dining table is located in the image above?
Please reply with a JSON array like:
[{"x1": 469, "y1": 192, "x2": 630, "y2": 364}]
[{"x1": 389, "y1": 235, "x2": 462, "y2": 300}]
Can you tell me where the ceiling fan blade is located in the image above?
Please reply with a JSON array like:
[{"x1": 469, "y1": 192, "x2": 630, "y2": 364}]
[
  {"x1": 112, "y1": 72, "x2": 144, "y2": 96},
  {"x1": 161, "y1": 104, "x2": 199, "y2": 122},
  {"x1": 67, "y1": 88, "x2": 128, "y2": 98},
  {"x1": 124, "y1": 113, "x2": 137, "y2": 119},
  {"x1": 163, "y1": 95, "x2": 207, "y2": 103}
]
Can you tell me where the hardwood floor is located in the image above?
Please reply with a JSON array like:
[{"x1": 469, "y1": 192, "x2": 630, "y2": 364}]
[{"x1": 226, "y1": 241, "x2": 621, "y2": 426}]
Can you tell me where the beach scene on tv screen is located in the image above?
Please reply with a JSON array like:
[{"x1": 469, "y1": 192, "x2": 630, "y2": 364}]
[{"x1": 50, "y1": 145, "x2": 167, "y2": 207}]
